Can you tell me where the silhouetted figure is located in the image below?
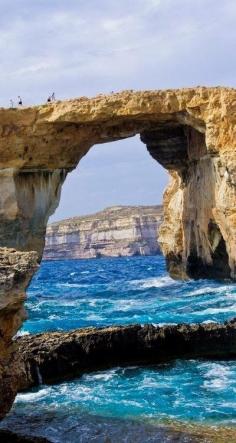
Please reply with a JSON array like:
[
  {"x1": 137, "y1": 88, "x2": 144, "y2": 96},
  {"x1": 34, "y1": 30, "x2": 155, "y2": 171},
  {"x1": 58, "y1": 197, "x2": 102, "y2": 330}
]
[
  {"x1": 51, "y1": 92, "x2": 55, "y2": 101},
  {"x1": 18, "y1": 96, "x2": 22, "y2": 106},
  {"x1": 10, "y1": 99, "x2": 14, "y2": 108}
]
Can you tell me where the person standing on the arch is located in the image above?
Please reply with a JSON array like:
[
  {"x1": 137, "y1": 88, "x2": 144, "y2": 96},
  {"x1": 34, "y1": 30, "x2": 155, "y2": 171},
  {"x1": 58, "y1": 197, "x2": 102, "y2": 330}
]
[{"x1": 47, "y1": 93, "x2": 55, "y2": 103}]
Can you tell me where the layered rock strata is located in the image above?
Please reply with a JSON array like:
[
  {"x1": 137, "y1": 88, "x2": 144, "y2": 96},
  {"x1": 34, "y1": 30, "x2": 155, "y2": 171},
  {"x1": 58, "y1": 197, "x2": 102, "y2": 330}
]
[
  {"x1": 44, "y1": 205, "x2": 163, "y2": 259},
  {"x1": 0, "y1": 87, "x2": 236, "y2": 416},
  {"x1": 16, "y1": 319, "x2": 236, "y2": 390}
]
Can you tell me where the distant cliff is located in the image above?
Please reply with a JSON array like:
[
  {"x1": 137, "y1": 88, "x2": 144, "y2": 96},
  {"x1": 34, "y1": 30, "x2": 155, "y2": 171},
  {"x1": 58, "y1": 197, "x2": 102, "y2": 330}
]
[{"x1": 43, "y1": 205, "x2": 163, "y2": 260}]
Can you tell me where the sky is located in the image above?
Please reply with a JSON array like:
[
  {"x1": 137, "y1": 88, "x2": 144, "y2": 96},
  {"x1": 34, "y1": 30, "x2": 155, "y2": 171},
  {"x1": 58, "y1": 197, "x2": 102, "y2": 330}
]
[{"x1": 1, "y1": 0, "x2": 235, "y2": 220}]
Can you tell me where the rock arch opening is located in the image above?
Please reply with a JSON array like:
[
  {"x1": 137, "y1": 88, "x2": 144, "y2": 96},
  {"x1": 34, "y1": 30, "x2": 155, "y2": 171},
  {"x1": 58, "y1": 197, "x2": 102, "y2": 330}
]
[
  {"x1": 50, "y1": 135, "x2": 168, "y2": 222},
  {"x1": 45, "y1": 136, "x2": 168, "y2": 260}
]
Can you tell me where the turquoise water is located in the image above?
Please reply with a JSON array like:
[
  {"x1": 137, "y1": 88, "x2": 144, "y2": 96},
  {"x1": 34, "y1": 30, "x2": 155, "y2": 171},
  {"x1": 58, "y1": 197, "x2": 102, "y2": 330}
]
[
  {"x1": 2, "y1": 361, "x2": 236, "y2": 442},
  {"x1": 2, "y1": 256, "x2": 236, "y2": 442}
]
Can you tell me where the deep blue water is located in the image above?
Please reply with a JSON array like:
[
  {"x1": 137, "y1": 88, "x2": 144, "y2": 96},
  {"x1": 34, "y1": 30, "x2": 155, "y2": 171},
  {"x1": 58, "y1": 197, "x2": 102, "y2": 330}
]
[
  {"x1": 22, "y1": 256, "x2": 236, "y2": 334},
  {"x1": 2, "y1": 256, "x2": 236, "y2": 442}
]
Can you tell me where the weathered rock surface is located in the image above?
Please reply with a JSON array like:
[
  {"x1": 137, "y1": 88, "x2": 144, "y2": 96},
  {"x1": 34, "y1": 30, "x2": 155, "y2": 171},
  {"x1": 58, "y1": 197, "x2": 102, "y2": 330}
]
[
  {"x1": 16, "y1": 319, "x2": 236, "y2": 390},
  {"x1": 1, "y1": 86, "x2": 236, "y2": 416},
  {"x1": 44, "y1": 205, "x2": 163, "y2": 260},
  {"x1": 0, "y1": 248, "x2": 38, "y2": 419}
]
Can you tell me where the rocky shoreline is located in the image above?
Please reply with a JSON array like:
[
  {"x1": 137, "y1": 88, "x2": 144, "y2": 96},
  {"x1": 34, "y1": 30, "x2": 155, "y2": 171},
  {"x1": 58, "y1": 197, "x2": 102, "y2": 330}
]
[
  {"x1": 2, "y1": 419, "x2": 236, "y2": 443},
  {"x1": 17, "y1": 319, "x2": 236, "y2": 390},
  {"x1": 1, "y1": 320, "x2": 235, "y2": 442}
]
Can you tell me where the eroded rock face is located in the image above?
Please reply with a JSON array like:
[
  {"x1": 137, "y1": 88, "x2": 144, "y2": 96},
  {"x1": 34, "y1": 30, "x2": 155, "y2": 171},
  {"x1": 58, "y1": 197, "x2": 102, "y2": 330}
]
[
  {"x1": 0, "y1": 248, "x2": 38, "y2": 419},
  {"x1": 0, "y1": 168, "x2": 66, "y2": 257},
  {"x1": 0, "y1": 86, "x2": 236, "y2": 416},
  {"x1": 44, "y1": 205, "x2": 163, "y2": 259}
]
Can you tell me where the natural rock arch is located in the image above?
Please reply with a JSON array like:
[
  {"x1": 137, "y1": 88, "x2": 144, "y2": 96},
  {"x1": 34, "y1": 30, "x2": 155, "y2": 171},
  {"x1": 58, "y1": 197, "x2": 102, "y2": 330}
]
[{"x1": 0, "y1": 86, "x2": 236, "y2": 417}]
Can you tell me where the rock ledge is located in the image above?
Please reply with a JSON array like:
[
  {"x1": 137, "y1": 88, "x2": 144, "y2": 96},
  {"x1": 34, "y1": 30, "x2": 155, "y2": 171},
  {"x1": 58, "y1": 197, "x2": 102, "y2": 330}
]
[{"x1": 17, "y1": 319, "x2": 236, "y2": 390}]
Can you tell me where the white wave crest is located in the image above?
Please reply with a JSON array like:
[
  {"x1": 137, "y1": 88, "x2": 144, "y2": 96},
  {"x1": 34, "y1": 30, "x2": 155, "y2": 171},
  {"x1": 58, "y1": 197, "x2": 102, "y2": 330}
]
[
  {"x1": 14, "y1": 330, "x2": 30, "y2": 337},
  {"x1": 16, "y1": 388, "x2": 50, "y2": 402},
  {"x1": 195, "y1": 305, "x2": 236, "y2": 316},
  {"x1": 188, "y1": 284, "x2": 236, "y2": 297},
  {"x1": 131, "y1": 276, "x2": 176, "y2": 289},
  {"x1": 56, "y1": 283, "x2": 88, "y2": 288},
  {"x1": 203, "y1": 363, "x2": 232, "y2": 391}
]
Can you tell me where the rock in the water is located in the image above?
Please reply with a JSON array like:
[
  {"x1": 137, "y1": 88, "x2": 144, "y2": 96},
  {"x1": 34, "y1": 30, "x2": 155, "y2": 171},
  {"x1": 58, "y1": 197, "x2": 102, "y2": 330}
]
[
  {"x1": 16, "y1": 319, "x2": 236, "y2": 390},
  {"x1": 44, "y1": 205, "x2": 163, "y2": 260}
]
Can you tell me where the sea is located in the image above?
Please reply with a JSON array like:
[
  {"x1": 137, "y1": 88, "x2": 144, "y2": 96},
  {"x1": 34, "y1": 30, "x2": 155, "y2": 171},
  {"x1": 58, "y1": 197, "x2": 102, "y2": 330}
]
[{"x1": 1, "y1": 255, "x2": 236, "y2": 442}]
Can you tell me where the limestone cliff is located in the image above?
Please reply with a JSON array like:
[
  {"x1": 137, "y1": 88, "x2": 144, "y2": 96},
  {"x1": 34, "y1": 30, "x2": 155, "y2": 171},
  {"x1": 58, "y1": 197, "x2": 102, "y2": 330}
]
[
  {"x1": 44, "y1": 205, "x2": 163, "y2": 260},
  {"x1": 0, "y1": 86, "x2": 236, "y2": 417}
]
